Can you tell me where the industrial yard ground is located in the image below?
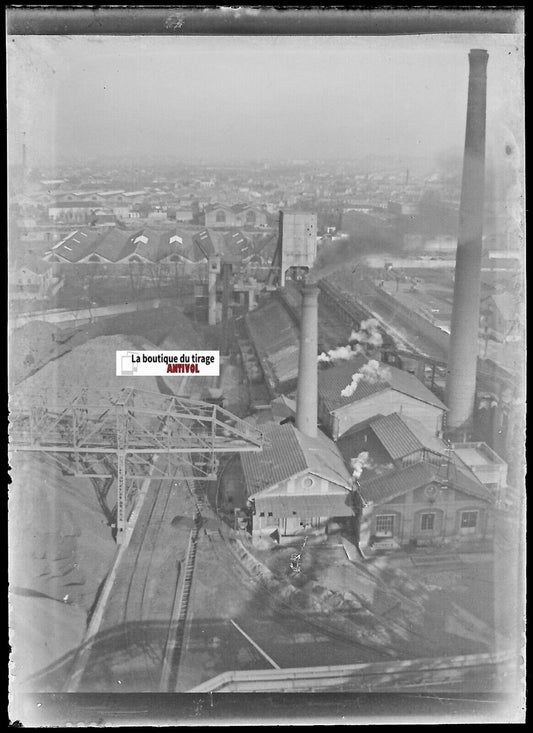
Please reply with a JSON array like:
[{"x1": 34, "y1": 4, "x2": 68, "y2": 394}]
[{"x1": 9, "y1": 294, "x2": 511, "y2": 694}]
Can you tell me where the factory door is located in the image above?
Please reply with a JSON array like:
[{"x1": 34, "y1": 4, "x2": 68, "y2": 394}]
[{"x1": 283, "y1": 516, "x2": 301, "y2": 536}]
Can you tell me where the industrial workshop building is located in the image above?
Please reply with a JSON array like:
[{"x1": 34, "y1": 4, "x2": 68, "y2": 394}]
[
  {"x1": 204, "y1": 203, "x2": 268, "y2": 229},
  {"x1": 240, "y1": 421, "x2": 354, "y2": 541},
  {"x1": 338, "y1": 412, "x2": 496, "y2": 550},
  {"x1": 317, "y1": 357, "x2": 447, "y2": 441},
  {"x1": 358, "y1": 458, "x2": 495, "y2": 550}
]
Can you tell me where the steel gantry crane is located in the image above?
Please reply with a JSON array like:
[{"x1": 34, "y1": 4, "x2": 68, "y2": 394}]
[{"x1": 10, "y1": 387, "x2": 263, "y2": 543}]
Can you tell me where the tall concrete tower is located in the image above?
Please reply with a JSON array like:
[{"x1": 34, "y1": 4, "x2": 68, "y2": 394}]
[
  {"x1": 445, "y1": 49, "x2": 489, "y2": 433},
  {"x1": 295, "y1": 284, "x2": 319, "y2": 438}
]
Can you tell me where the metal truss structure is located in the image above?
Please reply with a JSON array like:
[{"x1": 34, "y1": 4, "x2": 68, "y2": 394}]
[{"x1": 10, "y1": 387, "x2": 263, "y2": 543}]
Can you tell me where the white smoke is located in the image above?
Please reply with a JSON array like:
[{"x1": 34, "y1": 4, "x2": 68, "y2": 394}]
[
  {"x1": 341, "y1": 359, "x2": 392, "y2": 398},
  {"x1": 349, "y1": 318, "x2": 383, "y2": 349},
  {"x1": 350, "y1": 451, "x2": 371, "y2": 479},
  {"x1": 318, "y1": 344, "x2": 362, "y2": 363},
  {"x1": 318, "y1": 318, "x2": 382, "y2": 364}
]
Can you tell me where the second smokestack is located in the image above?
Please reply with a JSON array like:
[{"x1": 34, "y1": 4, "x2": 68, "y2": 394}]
[
  {"x1": 296, "y1": 284, "x2": 319, "y2": 438},
  {"x1": 446, "y1": 49, "x2": 489, "y2": 433}
]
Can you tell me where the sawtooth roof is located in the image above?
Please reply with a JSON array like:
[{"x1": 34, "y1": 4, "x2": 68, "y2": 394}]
[
  {"x1": 48, "y1": 228, "x2": 107, "y2": 262},
  {"x1": 93, "y1": 228, "x2": 139, "y2": 262}
]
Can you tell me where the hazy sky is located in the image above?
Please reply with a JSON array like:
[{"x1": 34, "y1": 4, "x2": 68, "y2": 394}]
[{"x1": 7, "y1": 33, "x2": 524, "y2": 167}]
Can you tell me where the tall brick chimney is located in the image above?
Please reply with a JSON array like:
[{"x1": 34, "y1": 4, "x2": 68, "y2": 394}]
[
  {"x1": 295, "y1": 284, "x2": 319, "y2": 438},
  {"x1": 445, "y1": 49, "x2": 489, "y2": 432}
]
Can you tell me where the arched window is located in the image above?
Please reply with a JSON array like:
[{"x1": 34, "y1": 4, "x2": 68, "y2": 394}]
[
  {"x1": 129, "y1": 255, "x2": 142, "y2": 263},
  {"x1": 215, "y1": 210, "x2": 226, "y2": 223},
  {"x1": 246, "y1": 209, "x2": 256, "y2": 224}
]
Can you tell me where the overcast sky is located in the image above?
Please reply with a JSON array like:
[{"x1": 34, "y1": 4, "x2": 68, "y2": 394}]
[{"x1": 7, "y1": 33, "x2": 524, "y2": 168}]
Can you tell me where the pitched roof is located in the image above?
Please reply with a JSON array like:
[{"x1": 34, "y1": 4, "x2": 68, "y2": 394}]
[
  {"x1": 241, "y1": 421, "x2": 351, "y2": 497},
  {"x1": 204, "y1": 203, "x2": 230, "y2": 213},
  {"x1": 254, "y1": 492, "x2": 355, "y2": 518},
  {"x1": 271, "y1": 395, "x2": 297, "y2": 419},
  {"x1": 245, "y1": 299, "x2": 300, "y2": 386},
  {"x1": 48, "y1": 228, "x2": 106, "y2": 262},
  {"x1": 14, "y1": 257, "x2": 52, "y2": 275},
  {"x1": 359, "y1": 460, "x2": 491, "y2": 505},
  {"x1": 50, "y1": 200, "x2": 101, "y2": 209},
  {"x1": 318, "y1": 357, "x2": 389, "y2": 413},
  {"x1": 368, "y1": 413, "x2": 424, "y2": 460},
  {"x1": 400, "y1": 415, "x2": 450, "y2": 454},
  {"x1": 222, "y1": 230, "x2": 251, "y2": 258},
  {"x1": 317, "y1": 358, "x2": 446, "y2": 414},
  {"x1": 486, "y1": 293, "x2": 516, "y2": 321},
  {"x1": 128, "y1": 227, "x2": 192, "y2": 262},
  {"x1": 93, "y1": 228, "x2": 139, "y2": 262},
  {"x1": 191, "y1": 228, "x2": 220, "y2": 260}
]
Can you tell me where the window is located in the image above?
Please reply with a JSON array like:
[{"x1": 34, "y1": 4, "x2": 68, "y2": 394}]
[
  {"x1": 460, "y1": 511, "x2": 478, "y2": 533},
  {"x1": 421, "y1": 513, "x2": 435, "y2": 531},
  {"x1": 375, "y1": 515, "x2": 394, "y2": 536},
  {"x1": 268, "y1": 512, "x2": 273, "y2": 517},
  {"x1": 215, "y1": 210, "x2": 226, "y2": 223},
  {"x1": 259, "y1": 512, "x2": 265, "y2": 518}
]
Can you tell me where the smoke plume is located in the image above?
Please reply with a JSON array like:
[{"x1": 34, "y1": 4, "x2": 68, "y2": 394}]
[
  {"x1": 349, "y1": 318, "x2": 383, "y2": 348},
  {"x1": 341, "y1": 359, "x2": 392, "y2": 398},
  {"x1": 351, "y1": 451, "x2": 371, "y2": 479},
  {"x1": 318, "y1": 318, "x2": 381, "y2": 363},
  {"x1": 318, "y1": 344, "x2": 362, "y2": 363}
]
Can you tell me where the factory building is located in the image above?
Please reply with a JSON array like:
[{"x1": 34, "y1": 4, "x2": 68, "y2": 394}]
[
  {"x1": 336, "y1": 412, "x2": 452, "y2": 471},
  {"x1": 204, "y1": 203, "x2": 268, "y2": 229},
  {"x1": 317, "y1": 357, "x2": 447, "y2": 441},
  {"x1": 241, "y1": 421, "x2": 354, "y2": 541},
  {"x1": 11, "y1": 258, "x2": 56, "y2": 298},
  {"x1": 358, "y1": 458, "x2": 494, "y2": 551}
]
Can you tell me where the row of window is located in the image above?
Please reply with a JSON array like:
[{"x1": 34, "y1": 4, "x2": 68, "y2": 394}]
[{"x1": 375, "y1": 510, "x2": 479, "y2": 536}]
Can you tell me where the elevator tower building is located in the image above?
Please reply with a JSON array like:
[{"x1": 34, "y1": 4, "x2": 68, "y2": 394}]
[{"x1": 279, "y1": 211, "x2": 317, "y2": 287}]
